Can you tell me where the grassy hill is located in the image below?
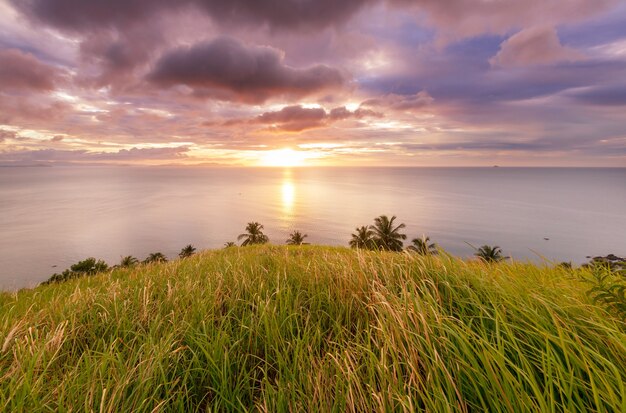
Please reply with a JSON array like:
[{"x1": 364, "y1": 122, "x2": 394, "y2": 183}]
[{"x1": 1, "y1": 246, "x2": 625, "y2": 412}]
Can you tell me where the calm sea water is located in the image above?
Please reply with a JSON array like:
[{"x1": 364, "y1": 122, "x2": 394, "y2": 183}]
[{"x1": 0, "y1": 166, "x2": 624, "y2": 289}]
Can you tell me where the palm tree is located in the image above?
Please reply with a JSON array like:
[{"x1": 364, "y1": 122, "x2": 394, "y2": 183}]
[
  {"x1": 144, "y1": 252, "x2": 167, "y2": 264},
  {"x1": 286, "y1": 230, "x2": 308, "y2": 245},
  {"x1": 349, "y1": 226, "x2": 375, "y2": 249},
  {"x1": 237, "y1": 222, "x2": 270, "y2": 246},
  {"x1": 474, "y1": 245, "x2": 504, "y2": 263},
  {"x1": 559, "y1": 261, "x2": 573, "y2": 270},
  {"x1": 120, "y1": 255, "x2": 139, "y2": 267},
  {"x1": 224, "y1": 242, "x2": 237, "y2": 248},
  {"x1": 70, "y1": 257, "x2": 108, "y2": 274},
  {"x1": 179, "y1": 244, "x2": 196, "y2": 258},
  {"x1": 370, "y1": 215, "x2": 407, "y2": 252},
  {"x1": 408, "y1": 236, "x2": 437, "y2": 255}
]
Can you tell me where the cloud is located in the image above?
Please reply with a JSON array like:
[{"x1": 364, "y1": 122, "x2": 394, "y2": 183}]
[
  {"x1": 11, "y1": 0, "x2": 374, "y2": 33},
  {"x1": 389, "y1": 0, "x2": 616, "y2": 39},
  {"x1": 0, "y1": 146, "x2": 190, "y2": 164},
  {"x1": 78, "y1": 27, "x2": 165, "y2": 88},
  {"x1": 0, "y1": 48, "x2": 61, "y2": 91},
  {"x1": 9, "y1": 0, "x2": 164, "y2": 32},
  {"x1": 397, "y1": 133, "x2": 626, "y2": 157},
  {"x1": 92, "y1": 146, "x2": 190, "y2": 161},
  {"x1": 192, "y1": 0, "x2": 375, "y2": 31},
  {"x1": 566, "y1": 85, "x2": 626, "y2": 106},
  {"x1": 328, "y1": 106, "x2": 381, "y2": 120},
  {"x1": 0, "y1": 97, "x2": 70, "y2": 124},
  {"x1": 360, "y1": 35, "x2": 626, "y2": 108},
  {"x1": 362, "y1": 91, "x2": 433, "y2": 111},
  {"x1": 0, "y1": 129, "x2": 17, "y2": 142},
  {"x1": 0, "y1": 48, "x2": 71, "y2": 127},
  {"x1": 490, "y1": 26, "x2": 585, "y2": 67},
  {"x1": 50, "y1": 135, "x2": 64, "y2": 142},
  {"x1": 14, "y1": 0, "x2": 615, "y2": 38},
  {"x1": 253, "y1": 105, "x2": 381, "y2": 131},
  {"x1": 8, "y1": 0, "x2": 371, "y2": 89},
  {"x1": 4, "y1": 0, "x2": 626, "y2": 166},
  {"x1": 148, "y1": 37, "x2": 346, "y2": 103},
  {"x1": 256, "y1": 106, "x2": 326, "y2": 131},
  {"x1": 401, "y1": 140, "x2": 554, "y2": 152}
]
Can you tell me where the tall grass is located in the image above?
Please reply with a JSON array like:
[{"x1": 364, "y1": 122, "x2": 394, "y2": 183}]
[{"x1": 1, "y1": 245, "x2": 625, "y2": 412}]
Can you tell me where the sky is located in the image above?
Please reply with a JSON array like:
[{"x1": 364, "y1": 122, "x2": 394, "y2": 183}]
[{"x1": 0, "y1": 0, "x2": 625, "y2": 167}]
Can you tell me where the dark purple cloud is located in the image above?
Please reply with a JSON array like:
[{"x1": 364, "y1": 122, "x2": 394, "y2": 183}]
[
  {"x1": 252, "y1": 105, "x2": 381, "y2": 131},
  {"x1": 192, "y1": 0, "x2": 375, "y2": 31},
  {"x1": 14, "y1": 0, "x2": 615, "y2": 37},
  {"x1": 78, "y1": 27, "x2": 165, "y2": 88},
  {"x1": 9, "y1": 0, "x2": 168, "y2": 32},
  {"x1": 148, "y1": 37, "x2": 346, "y2": 103},
  {"x1": 256, "y1": 106, "x2": 327, "y2": 131},
  {"x1": 11, "y1": 0, "x2": 374, "y2": 32},
  {"x1": 8, "y1": 0, "x2": 372, "y2": 93}
]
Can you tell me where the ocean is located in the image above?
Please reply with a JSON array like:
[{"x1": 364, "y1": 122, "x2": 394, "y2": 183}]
[{"x1": 1, "y1": 166, "x2": 624, "y2": 289}]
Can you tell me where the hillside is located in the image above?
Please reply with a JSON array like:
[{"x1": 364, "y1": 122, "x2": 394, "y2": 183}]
[{"x1": 1, "y1": 246, "x2": 625, "y2": 412}]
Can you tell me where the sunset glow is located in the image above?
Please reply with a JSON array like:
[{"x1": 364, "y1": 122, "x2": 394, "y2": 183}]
[
  {"x1": 259, "y1": 149, "x2": 312, "y2": 167},
  {"x1": 0, "y1": 1, "x2": 624, "y2": 166}
]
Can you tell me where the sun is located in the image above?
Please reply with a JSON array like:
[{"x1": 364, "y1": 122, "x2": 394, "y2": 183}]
[{"x1": 259, "y1": 148, "x2": 308, "y2": 167}]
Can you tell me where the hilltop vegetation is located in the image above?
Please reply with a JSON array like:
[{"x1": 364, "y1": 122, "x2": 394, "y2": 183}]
[{"x1": 1, "y1": 246, "x2": 626, "y2": 412}]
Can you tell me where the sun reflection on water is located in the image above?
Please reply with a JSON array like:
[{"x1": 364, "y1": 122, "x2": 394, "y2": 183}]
[{"x1": 281, "y1": 169, "x2": 295, "y2": 218}]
